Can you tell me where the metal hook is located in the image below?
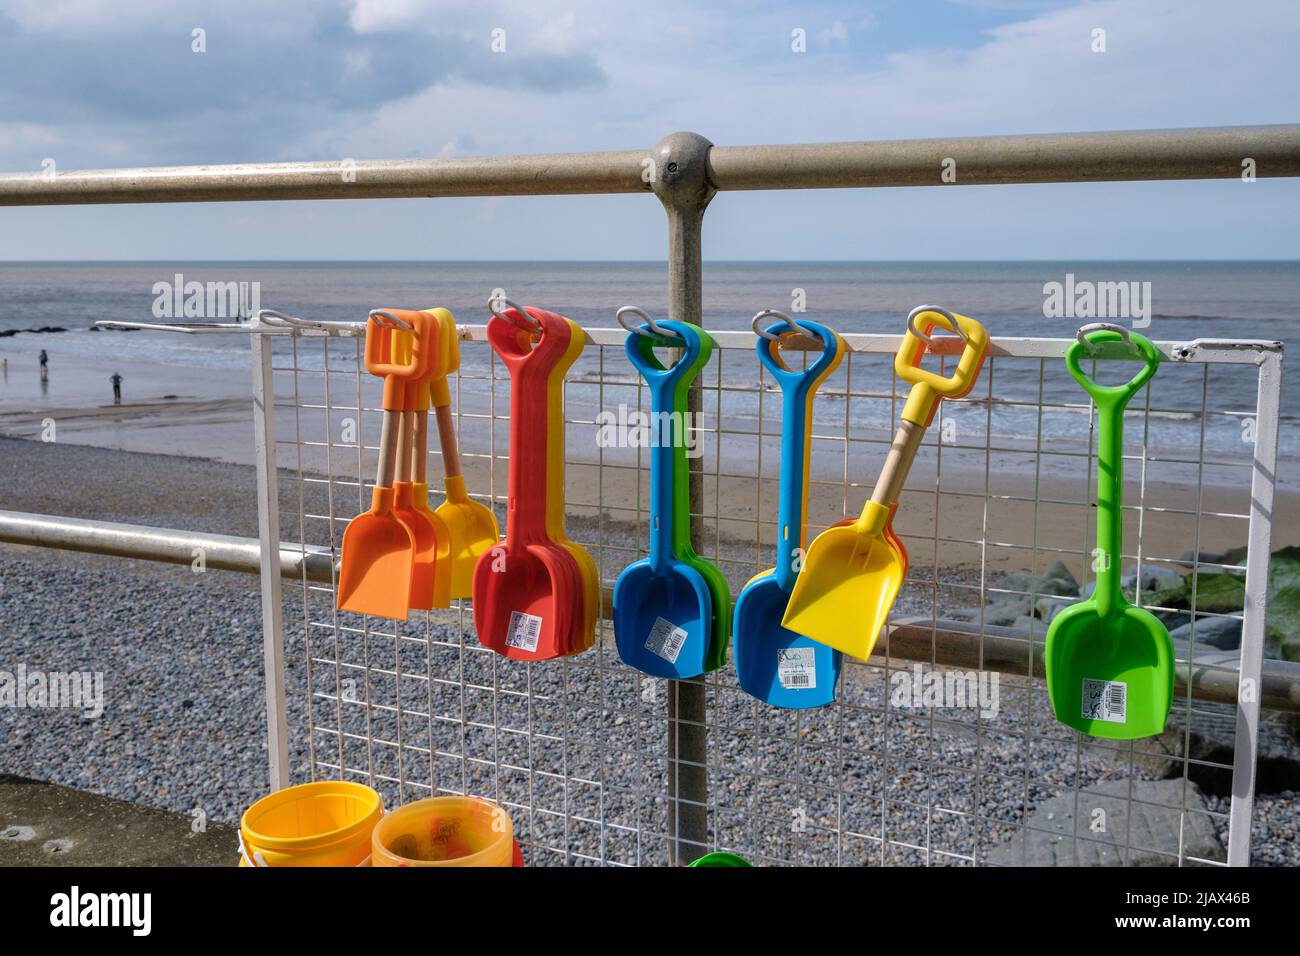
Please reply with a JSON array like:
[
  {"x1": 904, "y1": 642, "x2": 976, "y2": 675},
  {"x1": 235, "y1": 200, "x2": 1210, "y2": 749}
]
[
  {"x1": 1076, "y1": 322, "x2": 1138, "y2": 355},
  {"x1": 906, "y1": 305, "x2": 969, "y2": 346},
  {"x1": 255, "y1": 309, "x2": 321, "y2": 331},
  {"x1": 616, "y1": 305, "x2": 682, "y2": 342},
  {"x1": 254, "y1": 309, "x2": 296, "y2": 328},
  {"x1": 488, "y1": 294, "x2": 542, "y2": 333},
  {"x1": 751, "y1": 309, "x2": 818, "y2": 346},
  {"x1": 367, "y1": 309, "x2": 414, "y2": 331}
]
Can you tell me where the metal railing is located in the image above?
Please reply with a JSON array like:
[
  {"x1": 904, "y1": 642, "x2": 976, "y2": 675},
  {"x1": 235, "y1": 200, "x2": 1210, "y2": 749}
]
[{"x1": 1, "y1": 125, "x2": 1295, "y2": 866}]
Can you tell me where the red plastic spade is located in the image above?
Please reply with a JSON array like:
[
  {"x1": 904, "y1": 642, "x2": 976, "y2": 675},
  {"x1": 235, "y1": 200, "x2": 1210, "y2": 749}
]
[{"x1": 472, "y1": 305, "x2": 582, "y2": 660}]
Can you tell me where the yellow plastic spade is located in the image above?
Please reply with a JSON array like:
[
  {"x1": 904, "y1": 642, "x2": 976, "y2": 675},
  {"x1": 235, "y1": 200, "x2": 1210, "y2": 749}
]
[
  {"x1": 782, "y1": 307, "x2": 989, "y2": 658},
  {"x1": 426, "y1": 309, "x2": 500, "y2": 601},
  {"x1": 547, "y1": 316, "x2": 599, "y2": 652}
]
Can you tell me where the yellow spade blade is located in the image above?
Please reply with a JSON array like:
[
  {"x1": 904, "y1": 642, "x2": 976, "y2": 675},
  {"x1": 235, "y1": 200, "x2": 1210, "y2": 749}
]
[
  {"x1": 781, "y1": 525, "x2": 904, "y2": 659},
  {"x1": 433, "y1": 476, "x2": 499, "y2": 600}
]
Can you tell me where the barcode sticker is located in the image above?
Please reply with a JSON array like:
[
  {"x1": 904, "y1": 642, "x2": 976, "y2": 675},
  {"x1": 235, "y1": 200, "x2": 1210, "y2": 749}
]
[
  {"x1": 506, "y1": 611, "x2": 543, "y2": 652},
  {"x1": 1082, "y1": 678, "x2": 1127, "y2": 723},
  {"x1": 777, "y1": 648, "x2": 817, "y2": 690},
  {"x1": 645, "y1": 617, "x2": 688, "y2": 664}
]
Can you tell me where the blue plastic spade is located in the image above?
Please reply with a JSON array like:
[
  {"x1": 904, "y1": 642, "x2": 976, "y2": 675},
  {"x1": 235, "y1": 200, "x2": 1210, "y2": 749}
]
[
  {"x1": 733, "y1": 315, "x2": 845, "y2": 707},
  {"x1": 613, "y1": 319, "x2": 715, "y2": 679}
]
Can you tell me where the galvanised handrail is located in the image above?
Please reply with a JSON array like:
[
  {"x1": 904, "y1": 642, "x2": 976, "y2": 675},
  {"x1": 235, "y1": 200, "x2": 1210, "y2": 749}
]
[
  {"x1": 0, "y1": 125, "x2": 1296, "y2": 205},
  {"x1": 4, "y1": 509, "x2": 1297, "y2": 717}
]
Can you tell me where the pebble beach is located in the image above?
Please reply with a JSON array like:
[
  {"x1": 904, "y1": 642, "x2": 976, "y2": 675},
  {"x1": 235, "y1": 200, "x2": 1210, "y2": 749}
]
[{"x1": 1, "y1": 434, "x2": 1295, "y2": 866}]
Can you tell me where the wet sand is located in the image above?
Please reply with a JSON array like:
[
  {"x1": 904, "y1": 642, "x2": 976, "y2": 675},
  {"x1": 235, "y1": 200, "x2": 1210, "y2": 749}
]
[{"x1": 2, "y1": 384, "x2": 1295, "y2": 589}]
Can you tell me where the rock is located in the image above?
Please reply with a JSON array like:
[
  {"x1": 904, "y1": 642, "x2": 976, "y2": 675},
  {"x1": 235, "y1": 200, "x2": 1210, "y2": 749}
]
[
  {"x1": 986, "y1": 779, "x2": 1223, "y2": 866},
  {"x1": 1042, "y1": 559, "x2": 1080, "y2": 591},
  {"x1": 1176, "y1": 547, "x2": 1246, "y2": 569},
  {"x1": 1269, "y1": 584, "x2": 1300, "y2": 661},
  {"x1": 1087, "y1": 704, "x2": 1300, "y2": 797},
  {"x1": 1034, "y1": 596, "x2": 1075, "y2": 623},
  {"x1": 1167, "y1": 616, "x2": 1242, "y2": 651},
  {"x1": 982, "y1": 597, "x2": 1032, "y2": 626},
  {"x1": 995, "y1": 571, "x2": 1079, "y2": 599},
  {"x1": 1013, "y1": 615, "x2": 1045, "y2": 635},
  {"x1": 1120, "y1": 565, "x2": 1185, "y2": 593}
]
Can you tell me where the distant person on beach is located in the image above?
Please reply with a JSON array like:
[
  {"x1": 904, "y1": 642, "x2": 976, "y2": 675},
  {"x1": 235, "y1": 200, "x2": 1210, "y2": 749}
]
[
  {"x1": 111, "y1": 372, "x2": 123, "y2": 404},
  {"x1": 39, "y1": 349, "x2": 48, "y2": 382}
]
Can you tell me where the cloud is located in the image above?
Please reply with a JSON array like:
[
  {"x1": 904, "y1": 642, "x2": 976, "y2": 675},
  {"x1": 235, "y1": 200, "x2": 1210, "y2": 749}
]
[
  {"x1": 0, "y1": 0, "x2": 607, "y2": 167},
  {"x1": 0, "y1": 0, "x2": 1296, "y2": 260},
  {"x1": 818, "y1": 20, "x2": 849, "y2": 47}
]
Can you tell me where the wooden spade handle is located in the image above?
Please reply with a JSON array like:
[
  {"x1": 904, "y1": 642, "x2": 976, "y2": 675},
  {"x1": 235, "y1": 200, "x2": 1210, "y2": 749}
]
[
  {"x1": 376, "y1": 409, "x2": 399, "y2": 488},
  {"x1": 868, "y1": 419, "x2": 925, "y2": 508},
  {"x1": 433, "y1": 402, "x2": 462, "y2": 480},
  {"x1": 394, "y1": 410, "x2": 412, "y2": 484},
  {"x1": 414, "y1": 409, "x2": 429, "y2": 484}
]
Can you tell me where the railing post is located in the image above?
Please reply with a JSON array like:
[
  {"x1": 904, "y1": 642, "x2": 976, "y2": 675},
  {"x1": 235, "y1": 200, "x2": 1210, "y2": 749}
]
[
  {"x1": 1227, "y1": 348, "x2": 1283, "y2": 865},
  {"x1": 251, "y1": 331, "x2": 291, "y2": 792},
  {"x1": 651, "y1": 131, "x2": 716, "y2": 865}
]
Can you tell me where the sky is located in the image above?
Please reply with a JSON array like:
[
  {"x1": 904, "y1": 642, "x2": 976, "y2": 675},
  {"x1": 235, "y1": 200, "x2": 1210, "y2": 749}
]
[{"x1": 0, "y1": 0, "x2": 1296, "y2": 260}]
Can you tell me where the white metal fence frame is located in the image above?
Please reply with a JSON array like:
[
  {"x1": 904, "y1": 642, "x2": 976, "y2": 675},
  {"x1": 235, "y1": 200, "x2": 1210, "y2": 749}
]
[{"x1": 249, "y1": 315, "x2": 1282, "y2": 867}]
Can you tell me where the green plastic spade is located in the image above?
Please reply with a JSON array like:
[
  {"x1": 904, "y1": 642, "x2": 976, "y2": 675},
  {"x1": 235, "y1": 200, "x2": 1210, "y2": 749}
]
[
  {"x1": 1045, "y1": 325, "x2": 1174, "y2": 740},
  {"x1": 663, "y1": 336, "x2": 732, "y2": 672}
]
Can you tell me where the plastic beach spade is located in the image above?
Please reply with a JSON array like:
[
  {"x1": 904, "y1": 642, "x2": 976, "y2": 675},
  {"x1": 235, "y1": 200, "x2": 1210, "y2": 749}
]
[
  {"x1": 733, "y1": 315, "x2": 844, "y2": 707},
  {"x1": 545, "y1": 313, "x2": 600, "y2": 652},
  {"x1": 424, "y1": 308, "x2": 499, "y2": 603},
  {"x1": 618, "y1": 308, "x2": 731, "y2": 670},
  {"x1": 389, "y1": 310, "x2": 448, "y2": 612},
  {"x1": 613, "y1": 319, "x2": 717, "y2": 679},
  {"x1": 472, "y1": 306, "x2": 582, "y2": 660},
  {"x1": 782, "y1": 307, "x2": 989, "y2": 659},
  {"x1": 336, "y1": 312, "x2": 430, "y2": 620},
  {"x1": 1045, "y1": 324, "x2": 1173, "y2": 740}
]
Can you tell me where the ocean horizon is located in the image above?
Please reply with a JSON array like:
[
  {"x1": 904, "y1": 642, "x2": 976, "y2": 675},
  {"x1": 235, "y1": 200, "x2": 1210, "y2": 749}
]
[{"x1": 1, "y1": 259, "x2": 1295, "y2": 474}]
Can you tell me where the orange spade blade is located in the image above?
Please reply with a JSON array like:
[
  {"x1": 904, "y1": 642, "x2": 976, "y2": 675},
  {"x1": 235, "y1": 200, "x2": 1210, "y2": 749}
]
[
  {"x1": 337, "y1": 490, "x2": 417, "y2": 620},
  {"x1": 392, "y1": 481, "x2": 442, "y2": 612}
]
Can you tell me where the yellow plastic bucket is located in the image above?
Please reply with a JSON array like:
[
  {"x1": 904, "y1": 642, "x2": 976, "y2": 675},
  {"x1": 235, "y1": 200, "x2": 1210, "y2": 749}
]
[
  {"x1": 239, "y1": 781, "x2": 383, "y2": 867},
  {"x1": 372, "y1": 795, "x2": 514, "y2": 867}
]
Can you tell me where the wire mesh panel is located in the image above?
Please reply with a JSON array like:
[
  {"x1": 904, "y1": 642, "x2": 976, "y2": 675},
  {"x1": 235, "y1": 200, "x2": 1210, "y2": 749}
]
[{"x1": 265, "y1": 322, "x2": 1280, "y2": 867}]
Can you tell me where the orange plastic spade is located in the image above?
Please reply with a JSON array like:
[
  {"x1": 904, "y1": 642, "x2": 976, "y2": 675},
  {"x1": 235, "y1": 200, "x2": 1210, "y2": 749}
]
[
  {"x1": 336, "y1": 311, "x2": 428, "y2": 620},
  {"x1": 388, "y1": 310, "x2": 448, "y2": 612}
]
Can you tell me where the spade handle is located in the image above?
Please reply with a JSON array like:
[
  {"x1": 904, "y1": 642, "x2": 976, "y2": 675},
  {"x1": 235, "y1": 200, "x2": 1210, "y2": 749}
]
[
  {"x1": 432, "y1": 402, "x2": 462, "y2": 480},
  {"x1": 1065, "y1": 326, "x2": 1161, "y2": 617},
  {"x1": 375, "y1": 409, "x2": 398, "y2": 489},
  {"x1": 413, "y1": 408, "x2": 429, "y2": 485},
  {"x1": 868, "y1": 419, "x2": 926, "y2": 514}
]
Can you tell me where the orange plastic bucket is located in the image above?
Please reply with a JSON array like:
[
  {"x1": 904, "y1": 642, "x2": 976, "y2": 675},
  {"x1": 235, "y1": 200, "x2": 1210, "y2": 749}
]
[
  {"x1": 372, "y1": 795, "x2": 514, "y2": 867},
  {"x1": 239, "y1": 781, "x2": 383, "y2": 867}
]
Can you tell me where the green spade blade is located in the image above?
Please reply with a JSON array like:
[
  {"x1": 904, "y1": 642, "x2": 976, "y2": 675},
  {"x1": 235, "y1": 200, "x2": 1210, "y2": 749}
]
[
  {"x1": 1045, "y1": 327, "x2": 1174, "y2": 739},
  {"x1": 656, "y1": 328, "x2": 732, "y2": 672}
]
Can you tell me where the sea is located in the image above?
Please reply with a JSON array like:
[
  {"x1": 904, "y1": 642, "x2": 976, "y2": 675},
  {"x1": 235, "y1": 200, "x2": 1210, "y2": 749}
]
[{"x1": 0, "y1": 260, "x2": 1295, "y2": 475}]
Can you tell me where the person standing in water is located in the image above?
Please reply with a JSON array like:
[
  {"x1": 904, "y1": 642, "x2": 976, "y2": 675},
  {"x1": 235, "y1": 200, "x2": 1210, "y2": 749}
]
[
  {"x1": 110, "y1": 371, "x2": 123, "y2": 404},
  {"x1": 39, "y1": 349, "x2": 48, "y2": 382}
]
